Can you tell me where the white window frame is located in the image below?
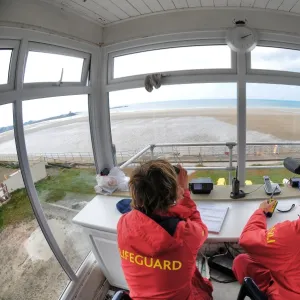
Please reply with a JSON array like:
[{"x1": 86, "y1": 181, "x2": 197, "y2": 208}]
[
  {"x1": 109, "y1": 41, "x2": 236, "y2": 82},
  {"x1": 0, "y1": 26, "x2": 102, "y2": 299},
  {"x1": 24, "y1": 42, "x2": 91, "y2": 88},
  {"x1": 247, "y1": 31, "x2": 300, "y2": 82},
  {"x1": 105, "y1": 31, "x2": 238, "y2": 91},
  {"x1": 0, "y1": 40, "x2": 20, "y2": 92},
  {"x1": 103, "y1": 30, "x2": 300, "y2": 186}
]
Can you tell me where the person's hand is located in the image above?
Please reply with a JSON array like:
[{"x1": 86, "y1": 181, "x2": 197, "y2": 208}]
[
  {"x1": 177, "y1": 165, "x2": 188, "y2": 190},
  {"x1": 176, "y1": 186, "x2": 184, "y2": 202},
  {"x1": 259, "y1": 200, "x2": 273, "y2": 214}
]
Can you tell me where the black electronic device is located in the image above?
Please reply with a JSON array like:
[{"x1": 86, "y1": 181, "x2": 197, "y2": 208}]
[
  {"x1": 290, "y1": 177, "x2": 300, "y2": 188},
  {"x1": 283, "y1": 157, "x2": 300, "y2": 188},
  {"x1": 189, "y1": 178, "x2": 213, "y2": 194},
  {"x1": 230, "y1": 167, "x2": 246, "y2": 199},
  {"x1": 208, "y1": 253, "x2": 235, "y2": 278}
]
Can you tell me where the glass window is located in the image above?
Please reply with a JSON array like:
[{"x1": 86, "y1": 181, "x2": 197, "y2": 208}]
[
  {"x1": 251, "y1": 46, "x2": 300, "y2": 73},
  {"x1": 246, "y1": 83, "x2": 300, "y2": 184},
  {"x1": 0, "y1": 103, "x2": 70, "y2": 300},
  {"x1": 110, "y1": 83, "x2": 237, "y2": 184},
  {"x1": 0, "y1": 50, "x2": 12, "y2": 84},
  {"x1": 24, "y1": 51, "x2": 84, "y2": 83},
  {"x1": 22, "y1": 95, "x2": 96, "y2": 272},
  {"x1": 113, "y1": 45, "x2": 231, "y2": 78}
]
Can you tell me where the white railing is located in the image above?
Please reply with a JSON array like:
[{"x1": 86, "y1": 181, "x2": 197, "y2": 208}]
[
  {"x1": 119, "y1": 142, "x2": 300, "y2": 182},
  {"x1": 0, "y1": 142, "x2": 299, "y2": 172}
]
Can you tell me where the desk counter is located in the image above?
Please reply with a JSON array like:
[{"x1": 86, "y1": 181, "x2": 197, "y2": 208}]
[{"x1": 73, "y1": 189, "x2": 300, "y2": 289}]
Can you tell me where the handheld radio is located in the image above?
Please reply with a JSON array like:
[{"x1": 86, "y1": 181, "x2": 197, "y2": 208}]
[
  {"x1": 230, "y1": 167, "x2": 246, "y2": 199},
  {"x1": 265, "y1": 186, "x2": 278, "y2": 218}
]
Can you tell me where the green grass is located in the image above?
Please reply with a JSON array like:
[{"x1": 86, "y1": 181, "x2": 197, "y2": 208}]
[
  {"x1": 191, "y1": 168, "x2": 295, "y2": 185},
  {"x1": 35, "y1": 168, "x2": 96, "y2": 202},
  {"x1": 0, "y1": 189, "x2": 34, "y2": 230},
  {"x1": 0, "y1": 168, "x2": 96, "y2": 230}
]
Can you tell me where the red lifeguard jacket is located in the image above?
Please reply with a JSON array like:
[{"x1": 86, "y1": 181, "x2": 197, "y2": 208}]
[
  {"x1": 117, "y1": 190, "x2": 213, "y2": 300},
  {"x1": 239, "y1": 209, "x2": 300, "y2": 299}
]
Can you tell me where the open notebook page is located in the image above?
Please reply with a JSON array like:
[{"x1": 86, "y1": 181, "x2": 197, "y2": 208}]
[{"x1": 197, "y1": 203, "x2": 230, "y2": 234}]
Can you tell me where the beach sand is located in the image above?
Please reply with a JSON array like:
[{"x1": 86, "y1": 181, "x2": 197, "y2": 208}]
[
  {"x1": 0, "y1": 108, "x2": 299, "y2": 154},
  {"x1": 111, "y1": 108, "x2": 300, "y2": 142}
]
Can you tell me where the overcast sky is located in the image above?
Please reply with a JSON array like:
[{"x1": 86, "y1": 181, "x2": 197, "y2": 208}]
[{"x1": 1, "y1": 46, "x2": 300, "y2": 127}]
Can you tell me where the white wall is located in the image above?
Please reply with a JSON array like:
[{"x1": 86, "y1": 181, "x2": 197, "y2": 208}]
[
  {"x1": 0, "y1": 0, "x2": 103, "y2": 44},
  {"x1": 103, "y1": 8, "x2": 300, "y2": 44},
  {"x1": 4, "y1": 162, "x2": 47, "y2": 192}
]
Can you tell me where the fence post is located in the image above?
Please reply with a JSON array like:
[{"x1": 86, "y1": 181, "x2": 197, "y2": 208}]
[{"x1": 150, "y1": 144, "x2": 155, "y2": 160}]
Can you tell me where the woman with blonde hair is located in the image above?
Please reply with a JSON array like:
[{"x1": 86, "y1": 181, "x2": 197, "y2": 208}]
[{"x1": 117, "y1": 159, "x2": 213, "y2": 300}]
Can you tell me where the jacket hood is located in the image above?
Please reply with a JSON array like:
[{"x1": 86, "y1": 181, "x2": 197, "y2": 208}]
[{"x1": 118, "y1": 209, "x2": 183, "y2": 257}]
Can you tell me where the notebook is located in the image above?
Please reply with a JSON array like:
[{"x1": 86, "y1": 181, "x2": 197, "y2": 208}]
[{"x1": 197, "y1": 203, "x2": 229, "y2": 234}]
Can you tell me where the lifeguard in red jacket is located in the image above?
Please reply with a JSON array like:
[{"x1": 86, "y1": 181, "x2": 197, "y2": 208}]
[
  {"x1": 117, "y1": 160, "x2": 213, "y2": 300},
  {"x1": 233, "y1": 201, "x2": 300, "y2": 300}
]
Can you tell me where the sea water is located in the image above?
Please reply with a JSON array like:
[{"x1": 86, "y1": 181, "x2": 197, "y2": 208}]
[{"x1": 111, "y1": 99, "x2": 300, "y2": 112}]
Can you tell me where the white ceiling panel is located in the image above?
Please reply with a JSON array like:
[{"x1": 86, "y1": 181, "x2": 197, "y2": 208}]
[
  {"x1": 253, "y1": 0, "x2": 269, "y2": 8},
  {"x1": 41, "y1": 0, "x2": 300, "y2": 26},
  {"x1": 110, "y1": 0, "x2": 140, "y2": 16},
  {"x1": 228, "y1": 0, "x2": 242, "y2": 6},
  {"x1": 267, "y1": 0, "x2": 285, "y2": 9},
  {"x1": 291, "y1": 1, "x2": 300, "y2": 12},
  {"x1": 201, "y1": 0, "x2": 214, "y2": 6},
  {"x1": 214, "y1": 0, "x2": 227, "y2": 6},
  {"x1": 93, "y1": 0, "x2": 129, "y2": 19},
  {"x1": 241, "y1": 0, "x2": 255, "y2": 7},
  {"x1": 143, "y1": 0, "x2": 164, "y2": 12},
  {"x1": 158, "y1": 0, "x2": 176, "y2": 9},
  {"x1": 172, "y1": 0, "x2": 189, "y2": 8},
  {"x1": 279, "y1": 0, "x2": 299, "y2": 11},
  {"x1": 62, "y1": 0, "x2": 108, "y2": 24},
  {"x1": 187, "y1": 0, "x2": 201, "y2": 7},
  {"x1": 71, "y1": 0, "x2": 119, "y2": 22},
  {"x1": 127, "y1": 0, "x2": 152, "y2": 14}
]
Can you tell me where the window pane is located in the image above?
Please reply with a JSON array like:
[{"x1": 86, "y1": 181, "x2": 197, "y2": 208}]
[
  {"x1": 22, "y1": 95, "x2": 95, "y2": 272},
  {"x1": 0, "y1": 50, "x2": 12, "y2": 84},
  {"x1": 24, "y1": 51, "x2": 84, "y2": 83},
  {"x1": 0, "y1": 104, "x2": 70, "y2": 300},
  {"x1": 114, "y1": 46, "x2": 231, "y2": 78},
  {"x1": 251, "y1": 46, "x2": 300, "y2": 73},
  {"x1": 246, "y1": 83, "x2": 300, "y2": 184},
  {"x1": 110, "y1": 83, "x2": 237, "y2": 184}
]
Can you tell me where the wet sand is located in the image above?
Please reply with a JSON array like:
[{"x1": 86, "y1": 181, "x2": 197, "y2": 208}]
[
  {"x1": 0, "y1": 108, "x2": 299, "y2": 155},
  {"x1": 111, "y1": 108, "x2": 300, "y2": 142}
]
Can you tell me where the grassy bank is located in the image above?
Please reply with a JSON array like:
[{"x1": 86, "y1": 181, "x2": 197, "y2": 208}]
[
  {"x1": 35, "y1": 168, "x2": 95, "y2": 202},
  {"x1": 0, "y1": 168, "x2": 96, "y2": 230},
  {"x1": 190, "y1": 168, "x2": 295, "y2": 185},
  {"x1": 0, "y1": 189, "x2": 34, "y2": 230}
]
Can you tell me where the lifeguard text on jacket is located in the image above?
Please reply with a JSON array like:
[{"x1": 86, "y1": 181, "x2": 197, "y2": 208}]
[{"x1": 119, "y1": 248, "x2": 182, "y2": 271}]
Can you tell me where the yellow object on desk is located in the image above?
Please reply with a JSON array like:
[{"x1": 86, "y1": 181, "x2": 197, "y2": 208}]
[
  {"x1": 265, "y1": 198, "x2": 278, "y2": 218},
  {"x1": 217, "y1": 178, "x2": 226, "y2": 185}
]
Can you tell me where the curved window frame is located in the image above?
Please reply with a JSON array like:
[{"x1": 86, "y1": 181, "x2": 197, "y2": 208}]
[
  {"x1": 24, "y1": 42, "x2": 91, "y2": 88},
  {"x1": 0, "y1": 26, "x2": 101, "y2": 300},
  {"x1": 0, "y1": 40, "x2": 20, "y2": 92},
  {"x1": 106, "y1": 32, "x2": 238, "y2": 88}
]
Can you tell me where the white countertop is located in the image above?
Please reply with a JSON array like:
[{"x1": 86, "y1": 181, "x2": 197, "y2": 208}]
[{"x1": 73, "y1": 195, "x2": 300, "y2": 242}]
